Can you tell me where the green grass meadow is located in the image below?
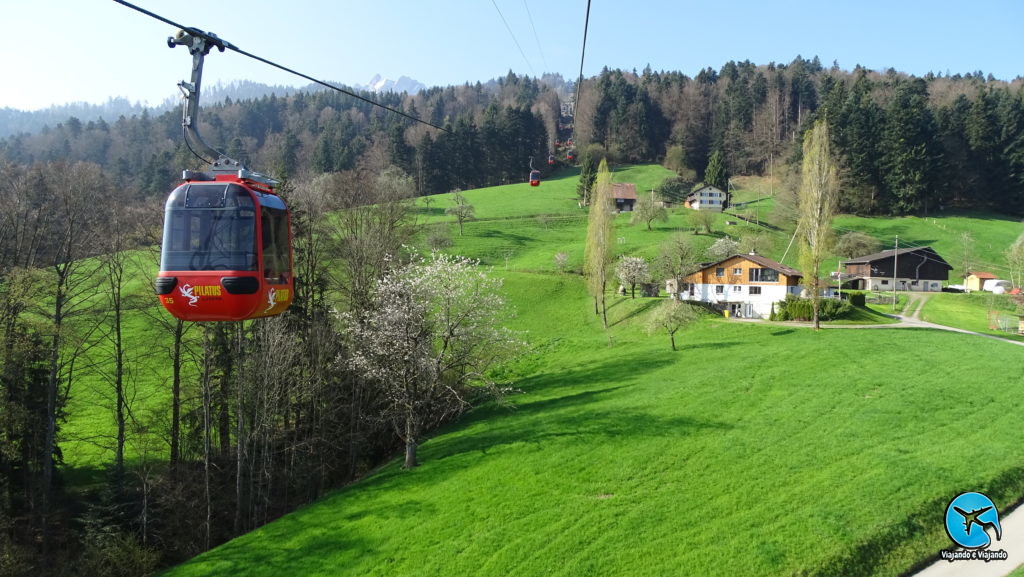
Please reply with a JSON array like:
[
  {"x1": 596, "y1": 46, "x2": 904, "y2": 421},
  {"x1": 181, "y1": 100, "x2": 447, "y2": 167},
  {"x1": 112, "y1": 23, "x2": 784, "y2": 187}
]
[
  {"x1": 163, "y1": 274, "x2": 1024, "y2": 577},
  {"x1": 151, "y1": 168, "x2": 1024, "y2": 577}
]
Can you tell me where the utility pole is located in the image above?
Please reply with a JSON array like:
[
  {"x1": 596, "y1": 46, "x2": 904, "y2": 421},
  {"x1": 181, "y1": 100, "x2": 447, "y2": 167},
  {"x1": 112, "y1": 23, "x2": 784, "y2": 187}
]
[
  {"x1": 836, "y1": 260, "x2": 842, "y2": 300},
  {"x1": 892, "y1": 235, "x2": 899, "y2": 311}
]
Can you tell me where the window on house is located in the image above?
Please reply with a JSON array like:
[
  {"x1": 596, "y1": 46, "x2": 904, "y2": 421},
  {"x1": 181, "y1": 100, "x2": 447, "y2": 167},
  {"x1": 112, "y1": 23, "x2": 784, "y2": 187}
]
[
  {"x1": 715, "y1": 285, "x2": 724, "y2": 294},
  {"x1": 749, "y1": 286, "x2": 762, "y2": 295},
  {"x1": 716, "y1": 267, "x2": 725, "y2": 277},
  {"x1": 733, "y1": 267, "x2": 743, "y2": 275},
  {"x1": 733, "y1": 286, "x2": 743, "y2": 293},
  {"x1": 881, "y1": 279, "x2": 889, "y2": 285},
  {"x1": 748, "y1": 268, "x2": 779, "y2": 283}
]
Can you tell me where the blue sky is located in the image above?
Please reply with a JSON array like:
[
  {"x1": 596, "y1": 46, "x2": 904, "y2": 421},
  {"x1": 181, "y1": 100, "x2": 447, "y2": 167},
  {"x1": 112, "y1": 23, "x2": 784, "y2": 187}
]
[{"x1": 2, "y1": 0, "x2": 1022, "y2": 111}]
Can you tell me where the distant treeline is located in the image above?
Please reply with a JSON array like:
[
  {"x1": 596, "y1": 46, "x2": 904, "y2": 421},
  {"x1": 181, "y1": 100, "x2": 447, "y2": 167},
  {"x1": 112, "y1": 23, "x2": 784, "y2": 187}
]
[{"x1": 2, "y1": 57, "x2": 1024, "y2": 210}]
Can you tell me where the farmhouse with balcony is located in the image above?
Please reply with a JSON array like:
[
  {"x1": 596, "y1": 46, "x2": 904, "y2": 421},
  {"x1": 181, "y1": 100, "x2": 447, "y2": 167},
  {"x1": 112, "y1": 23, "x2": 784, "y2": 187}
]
[
  {"x1": 669, "y1": 252, "x2": 803, "y2": 319},
  {"x1": 841, "y1": 246, "x2": 952, "y2": 292}
]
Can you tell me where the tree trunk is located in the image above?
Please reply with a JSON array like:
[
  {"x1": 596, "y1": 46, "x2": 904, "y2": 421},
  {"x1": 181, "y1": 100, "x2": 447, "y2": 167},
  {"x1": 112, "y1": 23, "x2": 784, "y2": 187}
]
[
  {"x1": 41, "y1": 274, "x2": 65, "y2": 563},
  {"x1": 403, "y1": 414, "x2": 418, "y2": 469},
  {"x1": 600, "y1": 281, "x2": 608, "y2": 329},
  {"x1": 404, "y1": 440, "x2": 418, "y2": 469},
  {"x1": 170, "y1": 319, "x2": 183, "y2": 471},
  {"x1": 113, "y1": 297, "x2": 125, "y2": 488},
  {"x1": 670, "y1": 332, "x2": 677, "y2": 351}
]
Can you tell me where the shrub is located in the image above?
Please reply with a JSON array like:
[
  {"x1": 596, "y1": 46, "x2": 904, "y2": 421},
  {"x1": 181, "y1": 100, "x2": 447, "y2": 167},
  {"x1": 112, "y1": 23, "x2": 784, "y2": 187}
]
[
  {"x1": 776, "y1": 295, "x2": 851, "y2": 321},
  {"x1": 848, "y1": 292, "x2": 866, "y2": 307}
]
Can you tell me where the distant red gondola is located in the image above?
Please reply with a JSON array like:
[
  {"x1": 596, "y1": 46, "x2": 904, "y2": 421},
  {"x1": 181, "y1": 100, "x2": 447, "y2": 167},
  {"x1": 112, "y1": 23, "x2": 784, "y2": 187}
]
[
  {"x1": 529, "y1": 169, "x2": 541, "y2": 186},
  {"x1": 547, "y1": 154, "x2": 555, "y2": 166}
]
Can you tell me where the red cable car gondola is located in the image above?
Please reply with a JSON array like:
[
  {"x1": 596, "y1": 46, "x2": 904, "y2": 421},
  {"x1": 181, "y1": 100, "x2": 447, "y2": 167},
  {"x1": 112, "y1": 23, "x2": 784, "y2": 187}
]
[
  {"x1": 156, "y1": 169, "x2": 294, "y2": 321},
  {"x1": 547, "y1": 154, "x2": 555, "y2": 166},
  {"x1": 156, "y1": 28, "x2": 293, "y2": 321},
  {"x1": 529, "y1": 169, "x2": 541, "y2": 186}
]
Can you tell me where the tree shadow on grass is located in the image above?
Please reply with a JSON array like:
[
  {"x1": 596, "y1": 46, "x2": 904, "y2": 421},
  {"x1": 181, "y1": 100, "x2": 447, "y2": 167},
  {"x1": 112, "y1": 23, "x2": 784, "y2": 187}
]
[
  {"x1": 424, "y1": 355, "x2": 732, "y2": 462},
  {"x1": 609, "y1": 299, "x2": 662, "y2": 327},
  {"x1": 477, "y1": 230, "x2": 533, "y2": 244}
]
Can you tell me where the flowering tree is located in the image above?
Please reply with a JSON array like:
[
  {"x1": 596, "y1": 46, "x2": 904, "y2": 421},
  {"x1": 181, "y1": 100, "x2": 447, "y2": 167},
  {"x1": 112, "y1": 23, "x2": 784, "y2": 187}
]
[
  {"x1": 616, "y1": 256, "x2": 651, "y2": 299},
  {"x1": 346, "y1": 252, "x2": 523, "y2": 468},
  {"x1": 648, "y1": 300, "x2": 701, "y2": 350},
  {"x1": 707, "y1": 237, "x2": 740, "y2": 261}
]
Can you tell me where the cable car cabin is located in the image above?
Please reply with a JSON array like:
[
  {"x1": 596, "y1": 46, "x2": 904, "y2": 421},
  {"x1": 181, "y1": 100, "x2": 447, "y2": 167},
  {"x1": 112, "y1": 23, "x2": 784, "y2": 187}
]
[
  {"x1": 155, "y1": 172, "x2": 294, "y2": 321},
  {"x1": 547, "y1": 154, "x2": 555, "y2": 165},
  {"x1": 529, "y1": 169, "x2": 541, "y2": 186},
  {"x1": 566, "y1": 149, "x2": 576, "y2": 161}
]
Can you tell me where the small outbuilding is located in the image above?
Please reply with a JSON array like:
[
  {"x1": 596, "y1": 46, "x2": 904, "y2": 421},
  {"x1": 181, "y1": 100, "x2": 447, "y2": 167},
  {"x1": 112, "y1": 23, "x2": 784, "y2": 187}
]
[
  {"x1": 612, "y1": 183, "x2": 637, "y2": 212},
  {"x1": 965, "y1": 271, "x2": 998, "y2": 292}
]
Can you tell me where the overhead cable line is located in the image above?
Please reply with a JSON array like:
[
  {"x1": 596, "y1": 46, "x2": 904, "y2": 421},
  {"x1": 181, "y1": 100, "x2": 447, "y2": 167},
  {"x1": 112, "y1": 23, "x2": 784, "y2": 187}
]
[
  {"x1": 521, "y1": 0, "x2": 549, "y2": 73},
  {"x1": 570, "y1": 0, "x2": 593, "y2": 145},
  {"x1": 112, "y1": 0, "x2": 451, "y2": 134},
  {"x1": 490, "y1": 0, "x2": 536, "y2": 76}
]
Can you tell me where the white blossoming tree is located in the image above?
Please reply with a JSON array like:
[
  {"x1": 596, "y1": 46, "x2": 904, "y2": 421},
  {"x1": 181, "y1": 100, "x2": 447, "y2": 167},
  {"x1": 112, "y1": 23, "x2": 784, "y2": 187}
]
[
  {"x1": 615, "y1": 256, "x2": 651, "y2": 299},
  {"x1": 346, "y1": 252, "x2": 523, "y2": 468}
]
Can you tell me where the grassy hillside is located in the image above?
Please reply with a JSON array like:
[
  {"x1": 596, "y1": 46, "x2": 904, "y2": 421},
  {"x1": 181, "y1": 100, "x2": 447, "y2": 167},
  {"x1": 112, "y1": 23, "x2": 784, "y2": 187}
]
[
  {"x1": 156, "y1": 167, "x2": 1024, "y2": 577},
  {"x1": 162, "y1": 273, "x2": 1024, "y2": 577}
]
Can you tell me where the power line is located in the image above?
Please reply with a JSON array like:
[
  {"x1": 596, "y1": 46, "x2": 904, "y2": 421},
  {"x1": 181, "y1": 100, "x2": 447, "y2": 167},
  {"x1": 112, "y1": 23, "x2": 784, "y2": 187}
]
[
  {"x1": 570, "y1": 0, "x2": 593, "y2": 146},
  {"x1": 521, "y1": 0, "x2": 549, "y2": 73},
  {"x1": 490, "y1": 0, "x2": 535, "y2": 76},
  {"x1": 112, "y1": 0, "x2": 450, "y2": 134}
]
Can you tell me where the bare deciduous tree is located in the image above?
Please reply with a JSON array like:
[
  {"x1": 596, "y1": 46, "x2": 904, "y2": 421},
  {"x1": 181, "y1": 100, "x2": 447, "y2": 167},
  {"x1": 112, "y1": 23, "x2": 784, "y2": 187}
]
[
  {"x1": 834, "y1": 231, "x2": 881, "y2": 259},
  {"x1": 1005, "y1": 233, "x2": 1024, "y2": 288},
  {"x1": 631, "y1": 194, "x2": 668, "y2": 231},
  {"x1": 445, "y1": 190, "x2": 475, "y2": 237}
]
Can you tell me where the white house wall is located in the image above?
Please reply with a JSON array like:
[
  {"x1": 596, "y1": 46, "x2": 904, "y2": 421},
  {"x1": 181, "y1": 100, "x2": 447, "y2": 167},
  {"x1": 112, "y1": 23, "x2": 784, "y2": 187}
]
[
  {"x1": 683, "y1": 283, "x2": 800, "y2": 318},
  {"x1": 861, "y1": 276, "x2": 943, "y2": 292}
]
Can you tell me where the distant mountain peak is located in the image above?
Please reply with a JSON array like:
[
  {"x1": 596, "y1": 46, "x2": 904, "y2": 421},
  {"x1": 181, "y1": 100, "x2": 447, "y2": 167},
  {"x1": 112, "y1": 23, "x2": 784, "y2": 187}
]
[{"x1": 359, "y1": 75, "x2": 425, "y2": 94}]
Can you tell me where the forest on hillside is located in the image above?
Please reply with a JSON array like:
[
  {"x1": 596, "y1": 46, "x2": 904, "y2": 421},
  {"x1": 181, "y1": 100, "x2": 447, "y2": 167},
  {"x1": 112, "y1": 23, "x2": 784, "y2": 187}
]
[
  {"x1": 2, "y1": 56, "x2": 1024, "y2": 576},
  {"x1": 3, "y1": 57, "x2": 1024, "y2": 215}
]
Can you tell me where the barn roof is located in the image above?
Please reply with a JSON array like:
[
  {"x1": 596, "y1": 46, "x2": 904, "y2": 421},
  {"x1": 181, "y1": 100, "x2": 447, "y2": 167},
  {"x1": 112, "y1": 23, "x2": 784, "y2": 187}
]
[
  {"x1": 843, "y1": 246, "x2": 952, "y2": 269},
  {"x1": 611, "y1": 183, "x2": 637, "y2": 200}
]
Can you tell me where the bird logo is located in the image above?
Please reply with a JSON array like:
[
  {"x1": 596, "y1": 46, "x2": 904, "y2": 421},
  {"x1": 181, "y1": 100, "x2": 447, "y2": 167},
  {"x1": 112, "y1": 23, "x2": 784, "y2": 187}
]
[
  {"x1": 179, "y1": 284, "x2": 199, "y2": 307},
  {"x1": 265, "y1": 287, "x2": 277, "y2": 312}
]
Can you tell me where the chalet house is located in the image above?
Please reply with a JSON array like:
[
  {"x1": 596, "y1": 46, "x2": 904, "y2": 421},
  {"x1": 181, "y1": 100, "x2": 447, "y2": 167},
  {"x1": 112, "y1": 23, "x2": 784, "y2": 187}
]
[
  {"x1": 673, "y1": 253, "x2": 803, "y2": 319},
  {"x1": 965, "y1": 271, "x2": 998, "y2": 292},
  {"x1": 684, "y1": 185, "x2": 729, "y2": 212},
  {"x1": 612, "y1": 183, "x2": 637, "y2": 212},
  {"x1": 842, "y1": 246, "x2": 952, "y2": 292}
]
